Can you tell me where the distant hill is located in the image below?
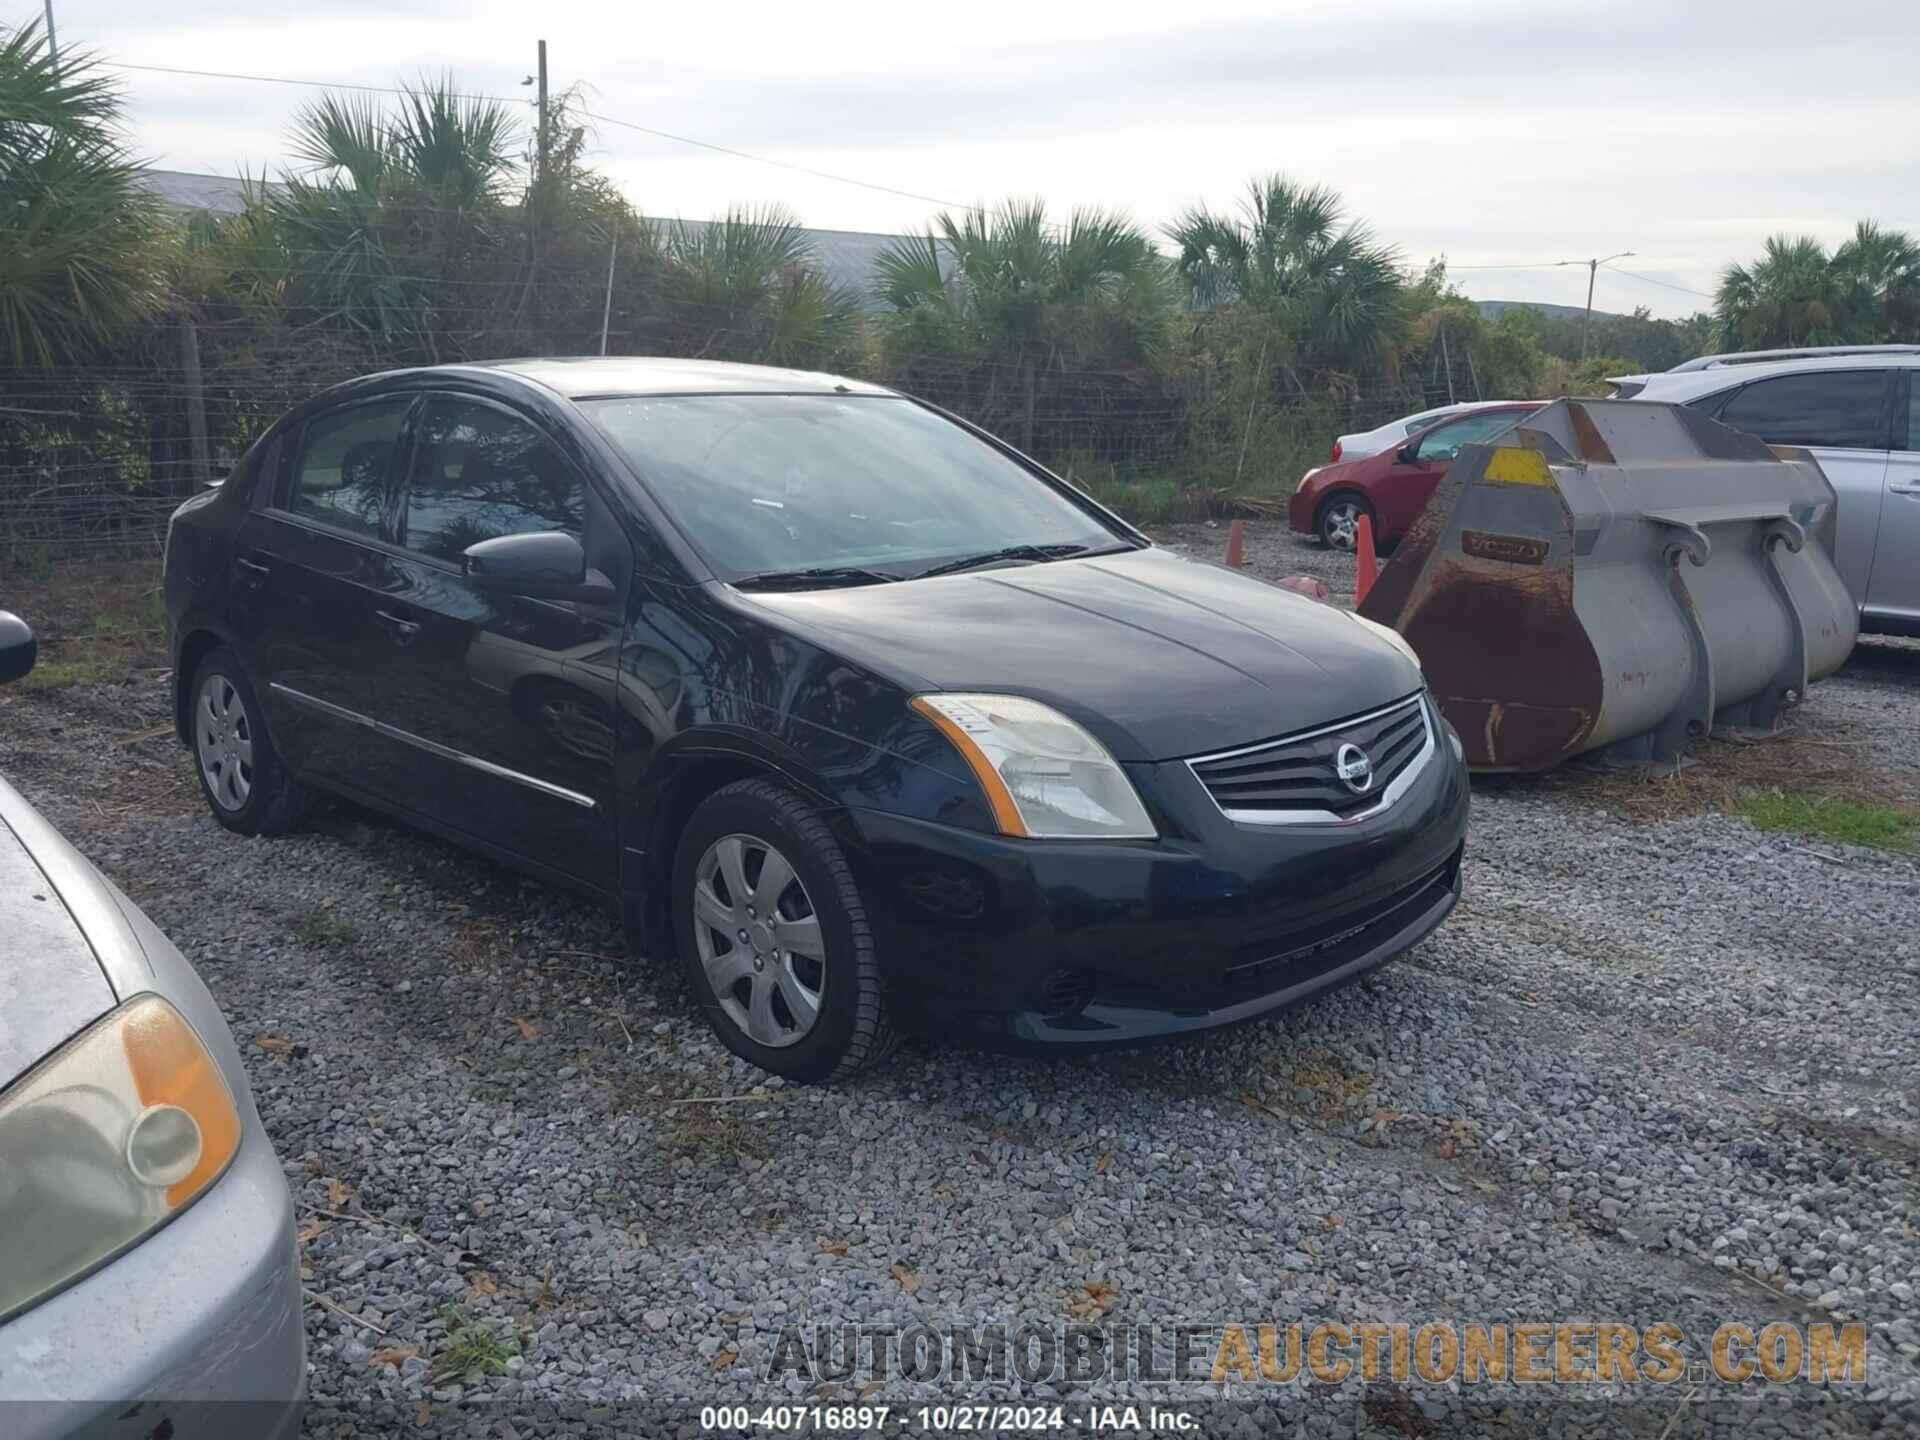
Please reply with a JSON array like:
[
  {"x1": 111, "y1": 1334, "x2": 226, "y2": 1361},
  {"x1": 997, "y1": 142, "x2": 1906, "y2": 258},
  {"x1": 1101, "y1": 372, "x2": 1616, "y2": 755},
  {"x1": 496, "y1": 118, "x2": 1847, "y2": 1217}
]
[{"x1": 1475, "y1": 299, "x2": 1628, "y2": 323}]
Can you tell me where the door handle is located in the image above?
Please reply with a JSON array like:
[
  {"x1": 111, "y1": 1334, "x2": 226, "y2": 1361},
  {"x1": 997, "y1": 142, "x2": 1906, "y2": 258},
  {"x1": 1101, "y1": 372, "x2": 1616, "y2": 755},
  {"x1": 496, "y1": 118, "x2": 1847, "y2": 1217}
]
[
  {"x1": 1890, "y1": 482, "x2": 1920, "y2": 497},
  {"x1": 234, "y1": 556, "x2": 271, "y2": 584},
  {"x1": 374, "y1": 609, "x2": 421, "y2": 640}
]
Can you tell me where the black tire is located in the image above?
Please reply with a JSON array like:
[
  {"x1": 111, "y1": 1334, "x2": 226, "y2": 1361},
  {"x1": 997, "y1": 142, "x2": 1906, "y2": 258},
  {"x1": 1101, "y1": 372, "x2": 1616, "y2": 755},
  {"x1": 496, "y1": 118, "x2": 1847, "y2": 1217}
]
[
  {"x1": 1316, "y1": 492, "x2": 1375, "y2": 552},
  {"x1": 672, "y1": 777, "x2": 897, "y2": 1084},
  {"x1": 187, "y1": 648, "x2": 307, "y2": 836}
]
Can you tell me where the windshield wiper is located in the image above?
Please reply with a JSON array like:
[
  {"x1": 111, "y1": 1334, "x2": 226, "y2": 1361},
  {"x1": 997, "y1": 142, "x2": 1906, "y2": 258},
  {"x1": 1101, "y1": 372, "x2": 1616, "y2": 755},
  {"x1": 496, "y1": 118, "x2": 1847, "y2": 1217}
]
[
  {"x1": 730, "y1": 566, "x2": 901, "y2": 592},
  {"x1": 912, "y1": 542, "x2": 1104, "y2": 580}
]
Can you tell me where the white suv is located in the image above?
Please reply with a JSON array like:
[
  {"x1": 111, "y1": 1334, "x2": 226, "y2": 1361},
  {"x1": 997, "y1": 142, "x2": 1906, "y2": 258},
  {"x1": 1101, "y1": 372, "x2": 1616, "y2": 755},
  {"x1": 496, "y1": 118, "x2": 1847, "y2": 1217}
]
[{"x1": 1619, "y1": 354, "x2": 1920, "y2": 636}]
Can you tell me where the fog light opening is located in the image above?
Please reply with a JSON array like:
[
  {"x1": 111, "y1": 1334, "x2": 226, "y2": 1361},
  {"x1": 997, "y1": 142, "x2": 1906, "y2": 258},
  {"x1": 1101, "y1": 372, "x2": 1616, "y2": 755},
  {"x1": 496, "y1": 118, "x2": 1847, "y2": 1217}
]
[{"x1": 1039, "y1": 970, "x2": 1096, "y2": 1021}]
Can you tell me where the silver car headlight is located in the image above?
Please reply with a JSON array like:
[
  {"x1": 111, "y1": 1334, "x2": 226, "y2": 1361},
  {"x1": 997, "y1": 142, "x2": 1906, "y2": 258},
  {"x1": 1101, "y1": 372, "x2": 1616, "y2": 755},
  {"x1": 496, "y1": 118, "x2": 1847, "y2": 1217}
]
[
  {"x1": 0, "y1": 994, "x2": 242, "y2": 1323},
  {"x1": 1347, "y1": 611, "x2": 1423, "y2": 672},
  {"x1": 912, "y1": 693, "x2": 1156, "y2": 839}
]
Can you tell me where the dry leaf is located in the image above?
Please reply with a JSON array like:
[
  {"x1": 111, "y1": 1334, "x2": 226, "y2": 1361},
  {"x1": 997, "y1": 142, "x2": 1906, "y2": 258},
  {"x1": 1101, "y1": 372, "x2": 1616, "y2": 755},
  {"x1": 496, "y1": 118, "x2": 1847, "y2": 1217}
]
[
  {"x1": 1240, "y1": 1093, "x2": 1286, "y2": 1122},
  {"x1": 969, "y1": 1149, "x2": 990, "y2": 1166},
  {"x1": 890, "y1": 1263, "x2": 921, "y2": 1295},
  {"x1": 1322, "y1": 1214, "x2": 1343, "y2": 1230},
  {"x1": 1068, "y1": 1281, "x2": 1119, "y2": 1319},
  {"x1": 711, "y1": 1348, "x2": 738, "y2": 1371},
  {"x1": 325, "y1": 1178, "x2": 350, "y2": 1211},
  {"x1": 510, "y1": 1016, "x2": 541, "y2": 1041},
  {"x1": 466, "y1": 1270, "x2": 498, "y2": 1297},
  {"x1": 256, "y1": 1033, "x2": 294, "y2": 1056},
  {"x1": 817, "y1": 1238, "x2": 849, "y2": 1257},
  {"x1": 296, "y1": 1218, "x2": 331, "y2": 1244},
  {"x1": 1094, "y1": 1153, "x2": 1112, "y2": 1174},
  {"x1": 1372, "y1": 1109, "x2": 1398, "y2": 1132},
  {"x1": 370, "y1": 1345, "x2": 419, "y2": 1368},
  {"x1": 858, "y1": 1381, "x2": 884, "y2": 1400},
  {"x1": 416, "y1": 1402, "x2": 431, "y2": 1427},
  {"x1": 1437, "y1": 1138, "x2": 1458, "y2": 1160}
]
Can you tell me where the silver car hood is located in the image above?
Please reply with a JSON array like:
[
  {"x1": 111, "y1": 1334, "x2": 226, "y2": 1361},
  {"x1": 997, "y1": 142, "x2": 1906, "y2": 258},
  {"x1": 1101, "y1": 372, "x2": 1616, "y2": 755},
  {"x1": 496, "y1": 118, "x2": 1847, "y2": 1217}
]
[{"x1": 0, "y1": 784, "x2": 143, "y2": 1087}]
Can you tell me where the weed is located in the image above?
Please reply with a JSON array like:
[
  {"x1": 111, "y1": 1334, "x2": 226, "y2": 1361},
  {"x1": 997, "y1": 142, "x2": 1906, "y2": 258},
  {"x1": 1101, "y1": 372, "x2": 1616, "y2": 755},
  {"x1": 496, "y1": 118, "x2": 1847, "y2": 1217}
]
[
  {"x1": 287, "y1": 908, "x2": 361, "y2": 948},
  {"x1": 433, "y1": 1305, "x2": 518, "y2": 1380}
]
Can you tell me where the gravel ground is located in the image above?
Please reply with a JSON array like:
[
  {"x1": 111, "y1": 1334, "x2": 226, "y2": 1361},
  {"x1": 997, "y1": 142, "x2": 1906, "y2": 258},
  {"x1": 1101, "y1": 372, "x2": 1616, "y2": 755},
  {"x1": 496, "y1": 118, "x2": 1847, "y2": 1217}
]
[{"x1": 4, "y1": 525, "x2": 1918, "y2": 1437}]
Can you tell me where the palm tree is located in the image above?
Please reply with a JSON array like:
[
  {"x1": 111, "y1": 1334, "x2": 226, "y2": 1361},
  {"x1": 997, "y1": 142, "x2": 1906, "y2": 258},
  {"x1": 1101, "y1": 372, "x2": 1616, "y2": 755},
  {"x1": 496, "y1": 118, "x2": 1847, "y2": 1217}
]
[
  {"x1": 874, "y1": 200, "x2": 1174, "y2": 446},
  {"x1": 1715, "y1": 235, "x2": 1849, "y2": 351},
  {"x1": 236, "y1": 79, "x2": 522, "y2": 357},
  {"x1": 1831, "y1": 221, "x2": 1920, "y2": 343},
  {"x1": 0, "y1": 22, "x2": 168, "y2": 367},
  {"x1": 658, "y1": 206, "x2": 862, "y2": 367},
  {"x1": 1167, "y1": 175, "x2": 1404, "y2": 378}
]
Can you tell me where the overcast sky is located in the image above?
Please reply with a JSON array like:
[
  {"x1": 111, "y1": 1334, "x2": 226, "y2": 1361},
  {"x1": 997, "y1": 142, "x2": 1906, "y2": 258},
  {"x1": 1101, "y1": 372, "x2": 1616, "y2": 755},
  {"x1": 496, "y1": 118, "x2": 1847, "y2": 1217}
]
[{"x1": 51, "y1": 0, "x2": 1920, "y2": 319}]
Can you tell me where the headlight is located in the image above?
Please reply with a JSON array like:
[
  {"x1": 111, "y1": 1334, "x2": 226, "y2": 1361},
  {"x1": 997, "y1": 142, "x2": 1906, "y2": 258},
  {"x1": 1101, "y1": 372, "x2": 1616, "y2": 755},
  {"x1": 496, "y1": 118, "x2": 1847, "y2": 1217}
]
[
  {"x1": 1348, "y1": 611, "x2": 1423, "y2": 671},
  {"x1": 0, "y1": 994, "x2": 242, "y2": 1323},
  {"x1": 911, "y1": 693, "x2": 1156, "y2": 839}
]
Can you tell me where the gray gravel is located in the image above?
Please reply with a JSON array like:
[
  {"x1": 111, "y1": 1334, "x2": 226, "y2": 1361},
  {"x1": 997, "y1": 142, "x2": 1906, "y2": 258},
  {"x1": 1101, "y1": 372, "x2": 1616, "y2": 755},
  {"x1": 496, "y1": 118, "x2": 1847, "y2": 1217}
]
[{"x1": 3, "y1": 527, "x2": 1918, "y2": 1436}]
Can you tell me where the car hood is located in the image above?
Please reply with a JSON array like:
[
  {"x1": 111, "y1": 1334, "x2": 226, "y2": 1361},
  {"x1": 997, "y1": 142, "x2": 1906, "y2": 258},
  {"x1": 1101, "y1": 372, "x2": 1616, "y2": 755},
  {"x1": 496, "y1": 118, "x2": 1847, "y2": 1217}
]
[
  {"x1": 734, "y1": 546, "x2": 1422, "y2": 761},
  {"x1": 1300, "y1": 450, "x2": 1396, "y2": 491},
  {"x1": 0, "y1": 809, "x2": 117, "y2": 1087}
]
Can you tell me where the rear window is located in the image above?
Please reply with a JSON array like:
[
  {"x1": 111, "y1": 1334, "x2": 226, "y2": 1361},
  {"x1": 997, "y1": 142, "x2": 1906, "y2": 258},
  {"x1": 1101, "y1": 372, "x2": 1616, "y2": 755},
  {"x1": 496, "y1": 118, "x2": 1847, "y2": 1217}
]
[
  {"x1": 289, "y1": 399, "x2": 410, "y2": 538},
  {"x1": 1712, "y1": 371, "x2": 1889, "y2": 450}
]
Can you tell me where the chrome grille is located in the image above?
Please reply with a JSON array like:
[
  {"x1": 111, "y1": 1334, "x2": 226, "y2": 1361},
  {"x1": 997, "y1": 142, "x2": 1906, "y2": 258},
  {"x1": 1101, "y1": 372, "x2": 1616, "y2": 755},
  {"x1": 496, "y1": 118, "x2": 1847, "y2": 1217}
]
[{"x1": 1187, "y1": 693, "x2": 1434, "y2": 825}]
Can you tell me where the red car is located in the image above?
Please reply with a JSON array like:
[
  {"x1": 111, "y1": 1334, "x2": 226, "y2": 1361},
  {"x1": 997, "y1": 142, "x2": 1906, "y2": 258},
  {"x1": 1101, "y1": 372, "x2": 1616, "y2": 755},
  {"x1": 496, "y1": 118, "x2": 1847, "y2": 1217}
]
[{"x1": 1288, "y1": 402, "x2": 1540, "y2": 550}]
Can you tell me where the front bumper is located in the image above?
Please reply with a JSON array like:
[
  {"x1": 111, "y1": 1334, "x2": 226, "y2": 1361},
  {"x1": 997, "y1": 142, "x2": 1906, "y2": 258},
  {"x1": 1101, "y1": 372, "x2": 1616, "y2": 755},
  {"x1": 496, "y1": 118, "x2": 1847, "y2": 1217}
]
[
  {"x1": 1287, "y1": 482, "x2": 1318, "y2": 535},
  {"x1": 0, "y1": 1123, "x2": 306, "y2": 1439},
  {"x1": 846, "y1": 716, "x2": 1470, "y2": 1051}
]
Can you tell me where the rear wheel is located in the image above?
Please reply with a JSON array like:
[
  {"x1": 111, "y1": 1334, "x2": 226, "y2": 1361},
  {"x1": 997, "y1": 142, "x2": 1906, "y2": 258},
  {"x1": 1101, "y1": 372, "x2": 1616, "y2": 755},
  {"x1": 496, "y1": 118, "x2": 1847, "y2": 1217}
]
[
  {"x1": 672, "y1": 778, "x2": 896, "y2": 1083},
  {"x1": 1316, "y1": 493, "x2": 1374, "y2": 551},
  {"x1": 189, "y1": 649, "x2": 306, "y2": 836}
]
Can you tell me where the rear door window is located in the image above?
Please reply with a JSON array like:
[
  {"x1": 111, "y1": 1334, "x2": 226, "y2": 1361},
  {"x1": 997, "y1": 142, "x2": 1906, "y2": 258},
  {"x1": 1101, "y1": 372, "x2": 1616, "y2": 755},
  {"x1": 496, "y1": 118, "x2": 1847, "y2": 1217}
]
[
  {"x1": 399, "y1": 396, "x2": 587, "y2": 565},
  {"x1": 1905, "y1": 375, "x2": 1920, "y2": 452},
  {"x1": 1713, "y1": 370, "x2": 1891, "y2": 450},
  {"x1": 288, "y1": 398, "x2": 412, "y2": 538}
]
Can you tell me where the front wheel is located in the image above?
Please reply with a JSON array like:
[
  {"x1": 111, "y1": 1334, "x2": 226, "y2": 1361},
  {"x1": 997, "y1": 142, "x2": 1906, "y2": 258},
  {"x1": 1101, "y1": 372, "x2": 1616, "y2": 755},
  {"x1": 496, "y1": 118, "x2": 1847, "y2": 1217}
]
[
  {"x1": 1316, "y1": 493, "x2": 1375, "y2": 551},
  {"x1": 189, "y1": 649, "x2": 307, "y2": 836},
  {"x1": 672, "y1": 778, "x2": 897, "y2": 1083}
]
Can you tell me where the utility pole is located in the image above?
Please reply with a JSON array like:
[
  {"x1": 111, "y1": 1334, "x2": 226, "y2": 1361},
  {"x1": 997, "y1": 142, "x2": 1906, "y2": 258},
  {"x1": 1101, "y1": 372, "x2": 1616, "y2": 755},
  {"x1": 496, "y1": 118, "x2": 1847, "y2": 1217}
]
[
  {"x1": 535, "y1": 40, "x2": 548, "y2": 188},
  {"x1": 1561, "y1": 251, "x2": 1635, "y2": 361},
  {"x1": 599, "y1": 230, "x2": 618, "y2": 355},
  {"x1": 42, "y1": 0, "x2": 59, "y2": 68}
]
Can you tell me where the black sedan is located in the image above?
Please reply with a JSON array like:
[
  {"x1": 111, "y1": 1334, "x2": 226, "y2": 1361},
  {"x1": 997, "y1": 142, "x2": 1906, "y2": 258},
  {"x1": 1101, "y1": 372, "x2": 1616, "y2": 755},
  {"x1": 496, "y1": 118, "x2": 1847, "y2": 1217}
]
[{"x1": 163, "y1": 359, "x2": 1469, "y2": 1082}]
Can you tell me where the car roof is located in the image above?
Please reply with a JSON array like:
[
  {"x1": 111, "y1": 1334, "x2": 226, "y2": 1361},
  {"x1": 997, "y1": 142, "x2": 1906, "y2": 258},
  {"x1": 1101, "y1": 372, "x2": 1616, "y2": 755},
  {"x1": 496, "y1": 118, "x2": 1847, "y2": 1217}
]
[
  {"x1": 1669, "y1": 343, "x2": 1920, "y2": 372},
  {"x1": 459, "y1": 357, "x2": 897, "y2": 400},
  {"x1": 1630, "y1": 352, "x2": 1920, "y2": 401},
  {"x1": 1410, "y1": 401, "x2": 1540, "y2": 427}
]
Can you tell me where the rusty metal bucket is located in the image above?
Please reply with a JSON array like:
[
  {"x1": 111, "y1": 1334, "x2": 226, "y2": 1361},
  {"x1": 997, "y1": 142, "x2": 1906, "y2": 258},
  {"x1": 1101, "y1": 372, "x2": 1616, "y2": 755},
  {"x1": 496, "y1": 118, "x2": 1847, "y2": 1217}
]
[{"x1": 1357, "y1": 398, "x2": 1857, "y2": 772}]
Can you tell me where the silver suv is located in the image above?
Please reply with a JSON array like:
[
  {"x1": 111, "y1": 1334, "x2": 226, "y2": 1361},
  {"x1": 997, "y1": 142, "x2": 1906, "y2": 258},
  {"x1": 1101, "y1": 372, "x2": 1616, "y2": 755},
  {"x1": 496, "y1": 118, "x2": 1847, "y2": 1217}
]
[{"x1": 1618, "y1": 354, "x2": 1920, "y2": 636}]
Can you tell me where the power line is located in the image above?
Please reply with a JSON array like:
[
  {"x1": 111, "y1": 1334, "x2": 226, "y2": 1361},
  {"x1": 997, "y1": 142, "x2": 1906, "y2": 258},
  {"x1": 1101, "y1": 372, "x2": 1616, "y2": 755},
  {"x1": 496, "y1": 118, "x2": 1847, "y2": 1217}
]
[
  {"x1": 101, "y1": 60, "x2": 983, "y2": 217},
  {"x1": 1602, "y1": 264, "x2": 1717, "y2": 300}
]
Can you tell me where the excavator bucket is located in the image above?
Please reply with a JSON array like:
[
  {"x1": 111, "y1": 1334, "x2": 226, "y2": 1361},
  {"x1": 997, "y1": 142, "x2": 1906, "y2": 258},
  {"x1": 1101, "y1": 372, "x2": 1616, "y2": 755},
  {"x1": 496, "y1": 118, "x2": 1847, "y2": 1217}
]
[{"x1": 1357, "y1": 398, "x2": 1857, "y2": 773}]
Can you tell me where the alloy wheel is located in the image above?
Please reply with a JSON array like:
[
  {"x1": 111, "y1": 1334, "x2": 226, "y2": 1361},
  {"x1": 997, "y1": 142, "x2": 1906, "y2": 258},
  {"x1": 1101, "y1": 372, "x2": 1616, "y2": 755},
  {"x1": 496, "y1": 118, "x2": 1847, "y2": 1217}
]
[
  {"x1": 691, "y1": 833, "x2": 825, "y2": 1048},
  {"x1": 1322, "y1": 499, "x2": 1364, "y2": 551},
  {"x1": 194, "y1": 671, "x2": 254, "y2": 811}
]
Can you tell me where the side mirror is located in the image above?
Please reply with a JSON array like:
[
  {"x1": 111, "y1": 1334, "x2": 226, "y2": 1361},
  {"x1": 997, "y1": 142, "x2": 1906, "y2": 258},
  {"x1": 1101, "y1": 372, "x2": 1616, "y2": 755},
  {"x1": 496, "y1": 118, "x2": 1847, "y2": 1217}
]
[
  {"x1": 0, "y1": 611, "x2": 37, "y2": 685},
  {"x1": 463, "y1": 532, "x2": 615, "y2": 604},
  {"x1": 1396, "y1": 443, "x2": 1419, "y2": 465}
]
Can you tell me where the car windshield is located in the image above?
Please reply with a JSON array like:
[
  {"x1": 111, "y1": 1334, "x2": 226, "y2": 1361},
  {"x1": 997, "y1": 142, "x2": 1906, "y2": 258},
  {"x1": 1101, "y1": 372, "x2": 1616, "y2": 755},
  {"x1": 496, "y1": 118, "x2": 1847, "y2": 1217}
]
[{"x1": 583, "y1": 394, "x2": 1130, "y2": 583}]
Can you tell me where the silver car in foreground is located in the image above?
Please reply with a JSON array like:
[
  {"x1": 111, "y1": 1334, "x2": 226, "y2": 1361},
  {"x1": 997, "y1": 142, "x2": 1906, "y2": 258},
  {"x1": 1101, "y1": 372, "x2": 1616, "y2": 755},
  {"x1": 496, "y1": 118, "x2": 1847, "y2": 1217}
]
[
  {"x1": 0, "y1": 613, "x2": 305, "y2": 1438},
  {"x1": 1618, "y1": 354, "x2": 1920, "y2": 636}
]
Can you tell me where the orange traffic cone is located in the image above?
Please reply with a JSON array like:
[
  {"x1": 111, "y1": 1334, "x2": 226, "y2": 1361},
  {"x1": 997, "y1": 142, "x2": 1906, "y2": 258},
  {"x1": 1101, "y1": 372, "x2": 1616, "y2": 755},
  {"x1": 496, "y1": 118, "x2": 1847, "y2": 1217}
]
[
  {"x1": 1225, "y1": 518, "x2": 1246, "y2": 568},
  {"x1": 1354, "y1": 513, "x2": 1379, "y2": 605}
]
